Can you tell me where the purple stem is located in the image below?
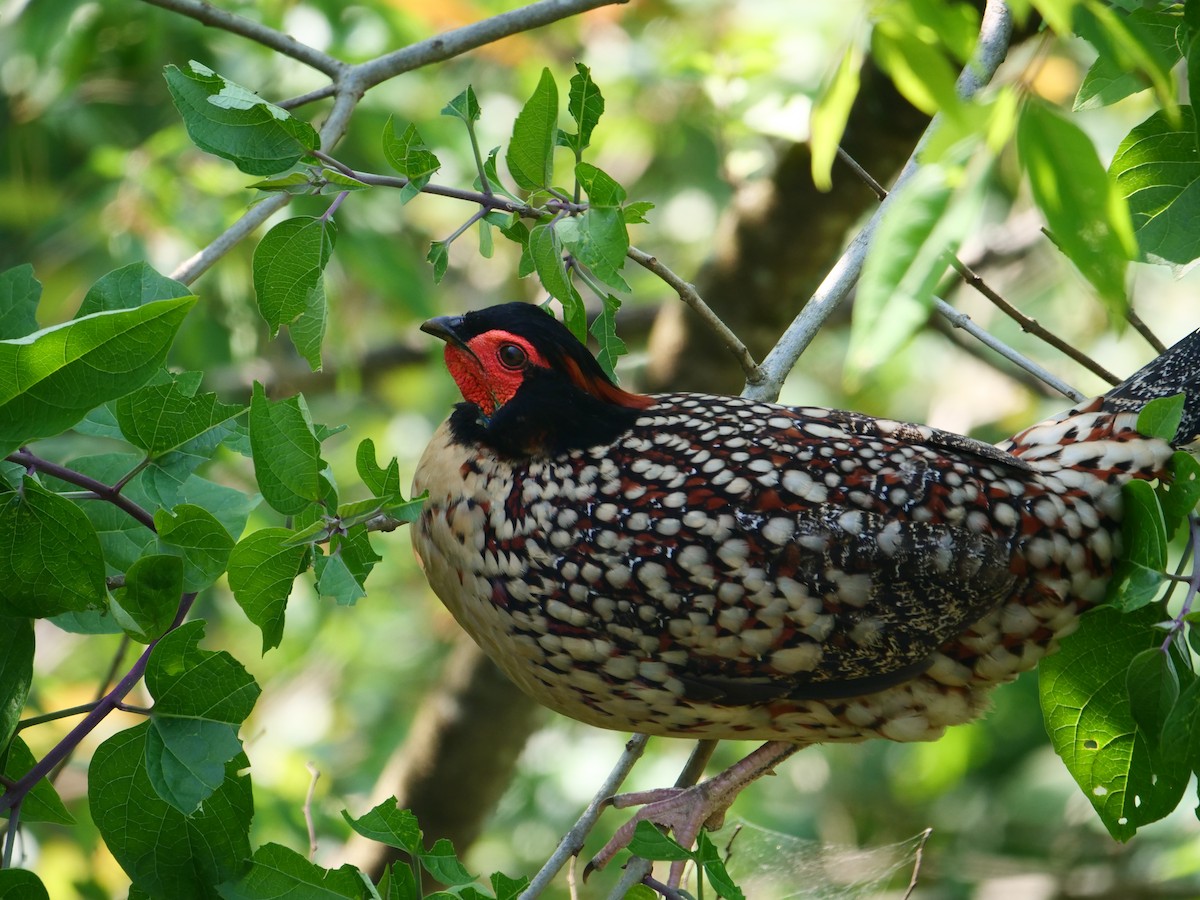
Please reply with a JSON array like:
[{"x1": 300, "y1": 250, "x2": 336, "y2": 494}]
[{"x1": 0, "y1": 593, "x2": 197, "y2": 814}]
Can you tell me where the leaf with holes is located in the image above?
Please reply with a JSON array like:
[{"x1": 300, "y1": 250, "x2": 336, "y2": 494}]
[
  {"x1": 165, "y1": 61, "x2": 318, "y2": 176},
  {"x1": 1040, "y1": 605, "x2": 1190, "y2": 839},
  {"x1": 1126, "y1": 647, "x2": 1180, "y2": 755},
  {"x1": 1159, "y1": 451, "x2": 1200, "y2": 539}
]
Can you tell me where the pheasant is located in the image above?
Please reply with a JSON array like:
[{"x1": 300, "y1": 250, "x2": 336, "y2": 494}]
[{"x1": 411, "y1": 301, "x2": 1200, "y2": 878}]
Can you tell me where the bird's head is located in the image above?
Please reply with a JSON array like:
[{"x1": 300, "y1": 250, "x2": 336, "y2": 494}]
[{"x1": 422, "y1": 302, "x2": 652, "y2": 456}]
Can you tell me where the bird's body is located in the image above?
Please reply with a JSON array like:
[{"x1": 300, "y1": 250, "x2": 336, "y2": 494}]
[{"x1": 411, "y1": 302, "x2": 1199, "y2": 870}]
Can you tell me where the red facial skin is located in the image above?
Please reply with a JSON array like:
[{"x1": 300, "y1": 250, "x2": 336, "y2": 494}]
[
  {"x1": 444, "y1": 331, "x2": 548, "y2": 417},
  {"x1": 444, "y1": 329, "x2": 653, "y2": 416}
]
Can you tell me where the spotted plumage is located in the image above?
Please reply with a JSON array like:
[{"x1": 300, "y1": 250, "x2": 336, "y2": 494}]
[{"x1": 411, "y1": 302, "x2": 1200, "y2": 865}]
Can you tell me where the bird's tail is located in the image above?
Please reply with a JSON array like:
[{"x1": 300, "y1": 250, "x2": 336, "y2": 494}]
[
  {"x1": 1100, "y1": 328, "x2": 1200, "y2": 447},
  {"x1": 1000, "y1": 329, "x2": 1200, "y2": 479}
]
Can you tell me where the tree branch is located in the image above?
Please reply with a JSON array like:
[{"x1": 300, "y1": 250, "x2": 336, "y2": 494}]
[
  {"x1": 627, "y1": 247, "x2": 764, "y2": 385},
  {"x1": 352, "y1": 0, "x2": 628, "y2": 92},
  {"x1": 7, "y1": 449, "x2": 157, "y2": 532},
  {"x1": 137, "y1": 0, "x2": 346, "y2": 78},
  {"x1": 744, "y1": 0, "x2": 1014, "y2": 403}
]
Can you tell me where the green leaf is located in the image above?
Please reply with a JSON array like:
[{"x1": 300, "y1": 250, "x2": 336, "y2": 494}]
[
  {"x1": 116, "y1": 370, "x2": 245, "y2": 457},
  {"x1": 622, "y1": 200, "x2": 655, "y2": 225},
  {"x1": 0, "y1": 870, "x2": 49, "y2": 900},
  {"x1": 249, "y1": 383, "x2": 328, "y2": 516},
  {"x1": 315, "y1": 547, "x2": 367, "y2": 605},
  {"x1": 562, "y1": 62, "x2": 605, "y2": 153},
  {"x1": 589, "y1": 294, "x2": 627, "y2": 382},
  {"x1": 383, "y1": 863, "x2": 419, "y2": 900},
  {"x1": 626, "y1": 820, "x2": 694, "y2": 862},
  {"x1": 217, "y1": 843, "x2": 372, "y2": 899},
  {"x1": 252, "y1": 216, "x2": 337, "y2": 357},
  {"x1": 506, "y1": 68, "x2": 558, "y2": 191},
  {"x1": 421, "y1": 838, "x2": 475, "y2": 887},
  {"x1": 1040, "y1": 605, "x2": 1190, "y2": 840},
  {"x1": 154, "y1": 504, "x2": 236, "y2": 593},
  {"x1": 1159, "y1": 451, "x2": 1200, "y2": 538},
  {"x1": 850, "y1": 152, "x2": 983, "y2": 375},
  {"x1": 528, "y1": 225, "x2": 585, "y2": 341},
  {"x1": 1137, "y1": 393, "x2": 1186, "y2": 441},
  {"x1": 1126, "y1": 647, "x2": 1180, "y2": 753},
  {"x1": 342, "y1": 799, "x2": 423, "y2": 856},
  {"x1": 112, "y1": 554, "x2": 184, "y2": 643},
  {"x1": 0, "y1": 478, "x2": 106, "y2": 617},
  {"x1": 575, "y1": 161, "x2": 627, "y2": 207},
  {"x1": 441, "y1": 86, "x2": 482, "y2": 124},
  {"x1": 810, "y1": 42, "x2": 863, "y2": 191},
  {"x1": 356, "y1": 439, "x2": 401, "y2": 498},
  {"x1": 383, "y1": 118, "x2": 441, "y2": 204},
  {"x1": 696, "y1": 830, "x2": 745, "y2": 900},
  {"x1": 490, "y1": 872, "x2": 529, "y2": 900},
  {"x1": 1108, "y1": 479, "x2": 1168, "y2": 612},
  {"x1": 78, "y1": 262, "x2": 192, "y2": 317},
  {"x1": 1074, "y1": 4, "x2": 1180, "y2": 116},
  {"x1": 1017, "y1": 100, "x2": 1135, "y2": 315},
  {"x1": 1111, "y1": 107, "x2": 1200, "y2": 267},
  {"x1": 144, "y1": 621, "x2": 261, "y2": 813},
  {"x1": 0, "y1": 615, "x2": 33, "y2": 749},
  {"x1": 0, "y1": 264, "x2": 40, "y2": 339},
  {"x1": 228, "y1": 527, "x2": 308, "y2": 653},
  {"x1": 556, "y1": 207, "x2": 630, "y2": 293},
  {"x1": 427, "y1": 240, "x2": 450, "y2": 284},
  {"x1": 164, "y1": 60, "x2": 319, "y2": 176},
  {"x1": 870, "y1": 7, "x2": 964, "y2": 118},
  {"x1": 90, "y1": 723, "x2": 252, "y2": 897},
  {"x1": 0, "y1": 296, "x2": 196, "y2": 455},
  {"x1": 146, "y1": 717, "x2": 242, "y2": 815},
  {"x1": 0, "y1": 735, "x2": 74, "y2": 825},
  {"x1": 1161, "y1": 675, "x2": 1200, "y2": 793}
]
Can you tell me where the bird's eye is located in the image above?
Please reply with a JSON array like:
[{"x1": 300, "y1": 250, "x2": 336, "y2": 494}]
[{"x1": 498, "y1": 343, "x2": 527, "y2": 369}]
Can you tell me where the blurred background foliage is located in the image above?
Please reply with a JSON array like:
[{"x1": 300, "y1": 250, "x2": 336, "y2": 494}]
[{"x1": 4, "y1": 0, "x2": 1200, "y2": 897}]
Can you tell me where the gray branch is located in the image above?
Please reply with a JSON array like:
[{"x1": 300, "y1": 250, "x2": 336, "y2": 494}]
[
  {"x1": 138, "y1": 0, "x2": 346, "y2": 77},
  {"x1": 743, "y1": 0, "x2": 1015, "y2": 403}
]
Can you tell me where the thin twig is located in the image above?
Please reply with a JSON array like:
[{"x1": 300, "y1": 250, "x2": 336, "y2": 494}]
[
  {"x1": 745, "y1": 0, "x2": 1014, "y2": 403},
  {"x1": 902, "y1": 828, "x2": 934, "y2": 900},
  {"x1": 0, "y1": 593, "x2": 199, "y2": 816},
  {"x1": 947, "y1": 255, "x2": 1121, "y2": 385},
  {"x1": 7, "y1": 450, "x2": 156, "y2": 531},
  {"x1": 17, "y1": 702, "x2": 103, "y2": 732},
  {"x1": 627, "y1": 246, "x2": 764, "y2": 385},
  {"x1": 1127, "y1": 306, "x2": 1167, "y2": 354},
  {"x1": 2, "y1": 800, "x2": 20, "y2": 869},
  {"x1": 606, "y1": 741, "x2": 718, "y2": 900},
  {"x1": 304, "y1": 762, "x2": 322, "y2": 861},
  {"x1": 137, "y1": 0, "x2": 346, "y2": 77},
  {"x1": 351, "y1": 0, "x2": 627, "y2": 93},
  {"x1": 520, "y1": 734, "x2": 651, "y2": 900},
  {"x1": 836, "y1": 146, "x2": 886, "y2": 200},
  {"x1": 935, "y1": 299, "x2": 1086, "y2": 402}
]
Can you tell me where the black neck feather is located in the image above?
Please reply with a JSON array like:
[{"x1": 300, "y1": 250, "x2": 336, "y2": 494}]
[{"x1": 447, "y1": 367, "x2": 642, "y2": 458}]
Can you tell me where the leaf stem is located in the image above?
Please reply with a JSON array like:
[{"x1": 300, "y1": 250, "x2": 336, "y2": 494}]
[
  {"x1": 17, "y1": 702, "x2": 103, "y2": 732},
  {"x1": 0, "y1": 593, "x2": 198, "y2": 817},
  {"x1": 6, "y1": 450, "x2": 156, "y2": 532}
]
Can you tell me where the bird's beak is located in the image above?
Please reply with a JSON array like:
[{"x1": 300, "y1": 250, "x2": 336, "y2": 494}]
[{"x1": 421, "y1": 315, "x2": 468, "y2": 348}]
